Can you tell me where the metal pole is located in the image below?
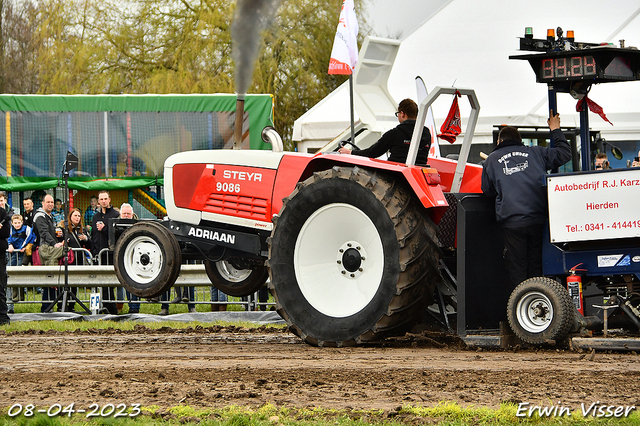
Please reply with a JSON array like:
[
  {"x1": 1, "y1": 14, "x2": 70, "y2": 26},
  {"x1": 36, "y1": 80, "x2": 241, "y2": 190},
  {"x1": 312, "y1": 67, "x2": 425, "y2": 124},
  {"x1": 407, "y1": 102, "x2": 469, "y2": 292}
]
[
  {"x1": 547, "y1": 85, "x2": 558, "y2": 147},
  {"x1": 349, "y1": 74, "x2": 355, "y2": 144},
  {"x1": 547, "y1": 85, "x2": 563, "y2": 174},
  {"x1": 103, "y1": 112, "x2": 109, "y2": 176},
  {"x1": 579, "y1": 105, "x2": 590, "y2": 172}
]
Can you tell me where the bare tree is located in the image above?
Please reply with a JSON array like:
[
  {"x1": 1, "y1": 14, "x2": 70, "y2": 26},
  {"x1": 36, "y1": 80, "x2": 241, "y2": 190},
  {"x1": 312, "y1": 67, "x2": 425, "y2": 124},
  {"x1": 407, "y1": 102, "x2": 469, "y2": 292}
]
[
  {"x1": 3, "y1": 0, "x2": 368, "y2": 148},
  {"x1": 0, "y1": 0, "x2": 42, "y2": 93}
]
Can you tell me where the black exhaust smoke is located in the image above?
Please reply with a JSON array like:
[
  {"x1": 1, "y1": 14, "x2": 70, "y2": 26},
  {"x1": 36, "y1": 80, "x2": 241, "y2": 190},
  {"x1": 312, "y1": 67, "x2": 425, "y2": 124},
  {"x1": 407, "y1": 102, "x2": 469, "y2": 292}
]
[{"x1": 231, "y1": 0, "x2": 281, "y2": 148}]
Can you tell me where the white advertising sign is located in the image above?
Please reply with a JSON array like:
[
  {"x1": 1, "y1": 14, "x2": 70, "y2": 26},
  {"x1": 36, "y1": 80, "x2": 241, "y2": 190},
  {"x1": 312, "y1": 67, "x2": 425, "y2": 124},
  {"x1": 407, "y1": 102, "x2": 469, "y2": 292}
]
[
  {"x1": 547, "y1": 169, "x2": 640, "y2": 243},
  {"x1": 90, "y1": 293, "x2": 101, "y2": 311}
]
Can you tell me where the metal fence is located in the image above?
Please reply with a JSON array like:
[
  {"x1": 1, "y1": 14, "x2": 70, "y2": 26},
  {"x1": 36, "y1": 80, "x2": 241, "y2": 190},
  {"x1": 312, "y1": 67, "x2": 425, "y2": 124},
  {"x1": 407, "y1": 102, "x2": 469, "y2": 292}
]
[{"x1": 7, "y1": 248, "x2": 272, "y2": 313}]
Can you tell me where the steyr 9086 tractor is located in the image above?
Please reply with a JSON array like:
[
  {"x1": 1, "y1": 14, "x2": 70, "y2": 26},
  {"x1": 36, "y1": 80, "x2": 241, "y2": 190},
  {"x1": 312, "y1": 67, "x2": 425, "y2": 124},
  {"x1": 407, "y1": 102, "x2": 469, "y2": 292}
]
[
  {"x1": 114, "y1": 31, "x2": 640, "y2": 350},
  {"x1": 113, "y1": 87, "x2": 484, "y2": 347}
]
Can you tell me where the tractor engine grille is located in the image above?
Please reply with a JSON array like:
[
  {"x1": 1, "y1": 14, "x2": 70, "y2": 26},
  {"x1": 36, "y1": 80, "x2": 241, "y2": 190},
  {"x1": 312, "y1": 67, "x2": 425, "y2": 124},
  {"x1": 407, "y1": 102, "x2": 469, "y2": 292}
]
[{"x1": 204, "y1": 193, "x2": 269, "y2": 220}]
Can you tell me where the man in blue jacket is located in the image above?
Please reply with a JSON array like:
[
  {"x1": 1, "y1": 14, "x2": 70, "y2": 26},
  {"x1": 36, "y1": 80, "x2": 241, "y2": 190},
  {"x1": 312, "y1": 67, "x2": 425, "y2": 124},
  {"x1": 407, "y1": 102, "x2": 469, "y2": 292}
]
[{"x1": 481, "y1": 111, "x2": 571, "y2": 288}]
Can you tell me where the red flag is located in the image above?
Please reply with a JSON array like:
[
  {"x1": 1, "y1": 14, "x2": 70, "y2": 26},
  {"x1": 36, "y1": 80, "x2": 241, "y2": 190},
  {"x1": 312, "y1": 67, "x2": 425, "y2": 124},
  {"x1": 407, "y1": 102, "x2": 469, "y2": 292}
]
[
  {"x1": 328, "y1": 0, "x2": 359, "y2": 75},
  {"x1": 576, "y1": 96, "x2": 613, "y2": 126},
  {"x1": 438, "y1": 91, "x2": 462, "y2": 143}
]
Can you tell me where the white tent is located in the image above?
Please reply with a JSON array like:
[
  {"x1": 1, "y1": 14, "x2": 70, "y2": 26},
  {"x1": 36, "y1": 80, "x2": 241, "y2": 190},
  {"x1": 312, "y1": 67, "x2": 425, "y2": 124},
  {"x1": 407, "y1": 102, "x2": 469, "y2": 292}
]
[{"x1": 293, "y1": 0, "x2": 640, "y2": 156}]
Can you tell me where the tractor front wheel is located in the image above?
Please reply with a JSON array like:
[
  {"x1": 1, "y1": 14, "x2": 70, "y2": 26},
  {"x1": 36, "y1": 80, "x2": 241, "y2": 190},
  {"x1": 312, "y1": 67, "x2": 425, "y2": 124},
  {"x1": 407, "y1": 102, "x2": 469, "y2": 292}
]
[
  {"x1": 114, "y1": 221, "x2": 182, "y2": 298},
  {"x1": 204, "y1": 260, "x2": 268, "y2": 297}
]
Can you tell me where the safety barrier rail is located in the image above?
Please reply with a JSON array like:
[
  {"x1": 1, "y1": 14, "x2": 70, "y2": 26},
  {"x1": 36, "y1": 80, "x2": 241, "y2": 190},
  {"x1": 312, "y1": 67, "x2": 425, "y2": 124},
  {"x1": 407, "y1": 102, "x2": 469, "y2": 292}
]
[{"x1": 6, "y1": 264, "x2": 272, "y2": 312}]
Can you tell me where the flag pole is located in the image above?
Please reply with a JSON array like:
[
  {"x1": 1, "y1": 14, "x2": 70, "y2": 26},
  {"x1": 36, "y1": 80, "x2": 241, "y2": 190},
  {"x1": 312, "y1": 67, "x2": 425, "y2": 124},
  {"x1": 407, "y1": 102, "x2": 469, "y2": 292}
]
[
  {"x1": 328, "y1": 0, "x2": 358, "y2": 144},
  {"x1": 349, "y1": 74, "x2": 355, "y2": 144}
]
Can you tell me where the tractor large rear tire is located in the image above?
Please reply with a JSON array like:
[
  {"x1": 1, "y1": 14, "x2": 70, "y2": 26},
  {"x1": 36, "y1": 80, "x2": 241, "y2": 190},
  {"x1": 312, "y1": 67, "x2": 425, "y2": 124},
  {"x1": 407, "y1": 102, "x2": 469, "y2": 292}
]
[
  {"x1": 114, "y1": 221, "x2": 182, "y2": 298},
  {"x1": 507, "y1": 277, "x2": 575, "y2": 345},
  {"x1": 268, "y1": 166, "x2": 440, "y2": 347},
  {"x1": 205, "y1": 260, "x2": 268, "y2": 297}
]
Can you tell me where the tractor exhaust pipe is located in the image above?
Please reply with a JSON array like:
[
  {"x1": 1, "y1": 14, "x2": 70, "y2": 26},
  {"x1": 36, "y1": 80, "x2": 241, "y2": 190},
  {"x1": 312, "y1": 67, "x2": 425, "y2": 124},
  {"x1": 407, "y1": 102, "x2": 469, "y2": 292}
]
[
  {"x1": 234, "y1": 94, "x2": 246, "y2": 149},
  {"x1": 261, "y1": 126, "x2": 284, "y2": 152}
]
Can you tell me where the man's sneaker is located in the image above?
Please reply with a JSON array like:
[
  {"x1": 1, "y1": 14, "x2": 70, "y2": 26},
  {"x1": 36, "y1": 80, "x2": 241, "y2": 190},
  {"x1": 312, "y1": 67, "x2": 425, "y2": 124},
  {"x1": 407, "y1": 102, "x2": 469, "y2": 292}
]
[
  {"x1": 170, "y1": 296, "x2": 182, "y2": 304},
  {"x1": 181, "y1": 297, "x2": 190, "y2": 303},
  {"x1": 188, "y1": 307, "x2": 197, "y2": 313},
  {"x1": 7, "y1": 309, "x2": 14, "y2": 314},
  {"x1": 128, "y1": 309, "x2": 139, "y2": 314},
  {"x1": 159, "y1": 308, "x2": 169, "y2": 316}
]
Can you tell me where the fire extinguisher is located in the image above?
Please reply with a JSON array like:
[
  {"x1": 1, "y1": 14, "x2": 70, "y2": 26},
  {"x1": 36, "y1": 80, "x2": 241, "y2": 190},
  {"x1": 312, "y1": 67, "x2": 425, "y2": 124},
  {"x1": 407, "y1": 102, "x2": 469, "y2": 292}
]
[{"x1": 567, "y1": 263, "x2": 586, "y2": 315}]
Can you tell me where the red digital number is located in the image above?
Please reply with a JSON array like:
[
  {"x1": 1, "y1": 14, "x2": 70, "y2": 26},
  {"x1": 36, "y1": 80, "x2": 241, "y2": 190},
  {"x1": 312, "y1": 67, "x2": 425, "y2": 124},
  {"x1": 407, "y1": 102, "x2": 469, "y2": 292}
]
[
  {"x1": 555, "y1": 58, "x2": 567, "y2": 77},
  {"x1": 571, "y1": 57, "x2": 582, "y2": 77},
  {"x1": 542, "y1": 59, "x2": 553, "y2": 79},
  {"x1": 584, "y1": 56, "x2": 596, "y2": 75}
]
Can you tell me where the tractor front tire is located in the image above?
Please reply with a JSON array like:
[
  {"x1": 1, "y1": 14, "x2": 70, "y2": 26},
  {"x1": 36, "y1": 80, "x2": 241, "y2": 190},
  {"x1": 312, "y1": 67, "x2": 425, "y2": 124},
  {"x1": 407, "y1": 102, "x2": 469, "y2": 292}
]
[
  {"x1": 205, "y1": 260, "x2": 268, "y2": 297},
  {"x1": 268, "y1": 166, "x2": 440, "y2": 347},
  {"x1": 507, "y1": 277, "x2": 575, "y2": 345},
  {"x1": 114, "y1": 221, "x2": 182, "y2": 298}
]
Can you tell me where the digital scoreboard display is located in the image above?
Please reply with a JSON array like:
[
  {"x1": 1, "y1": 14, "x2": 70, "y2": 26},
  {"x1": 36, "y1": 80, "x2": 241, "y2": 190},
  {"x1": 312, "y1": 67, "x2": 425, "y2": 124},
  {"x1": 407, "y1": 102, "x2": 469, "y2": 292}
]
[
  {"x1": 540, "y1": 55, "x2": 633, "y2": 81},
  {"x1": 511, "y1": 47, "x2": 640, "y2": 86},
  {"x1": 540, "y1": 55, "x2": 596, "y2": 80}
]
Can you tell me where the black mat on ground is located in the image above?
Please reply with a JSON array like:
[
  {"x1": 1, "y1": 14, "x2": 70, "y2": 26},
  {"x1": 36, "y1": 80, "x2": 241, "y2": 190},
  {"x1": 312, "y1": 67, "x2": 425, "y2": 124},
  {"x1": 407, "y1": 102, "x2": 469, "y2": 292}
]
[{"x1": 8, "y1": 311, "x2": 285, "y2": 325}]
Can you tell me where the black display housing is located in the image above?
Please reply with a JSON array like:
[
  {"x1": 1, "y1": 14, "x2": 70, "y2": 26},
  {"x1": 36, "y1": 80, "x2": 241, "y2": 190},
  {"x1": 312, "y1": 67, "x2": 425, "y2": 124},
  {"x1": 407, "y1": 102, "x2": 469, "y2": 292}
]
[{"x1": 511, "y1": 47, "x2": 640, "y2": 91}]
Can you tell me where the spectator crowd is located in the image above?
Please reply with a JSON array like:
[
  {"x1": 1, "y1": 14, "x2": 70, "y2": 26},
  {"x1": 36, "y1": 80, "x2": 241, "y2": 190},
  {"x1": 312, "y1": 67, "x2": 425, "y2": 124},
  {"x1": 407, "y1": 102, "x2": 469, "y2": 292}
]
[{"x1": 0, "y1": 190, "x2": 244, "y2": 323}]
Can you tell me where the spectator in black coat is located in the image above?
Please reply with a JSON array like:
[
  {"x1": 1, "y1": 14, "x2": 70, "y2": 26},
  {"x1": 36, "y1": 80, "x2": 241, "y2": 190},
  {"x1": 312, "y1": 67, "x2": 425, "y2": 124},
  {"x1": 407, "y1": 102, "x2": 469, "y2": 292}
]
[
  {"x1": 91, "y1": 190, "x2": 119, "y2": 314},
  {"x1": 0, "y1": 204, "x2": 11, "y2": 325}
]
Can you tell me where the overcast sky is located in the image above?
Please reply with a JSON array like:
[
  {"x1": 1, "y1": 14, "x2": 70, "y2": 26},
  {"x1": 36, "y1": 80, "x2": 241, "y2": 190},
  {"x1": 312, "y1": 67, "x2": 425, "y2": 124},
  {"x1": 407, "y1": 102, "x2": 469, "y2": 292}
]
[{"x1": 363, "y1": 0, "x2": 450, "y2": 39}]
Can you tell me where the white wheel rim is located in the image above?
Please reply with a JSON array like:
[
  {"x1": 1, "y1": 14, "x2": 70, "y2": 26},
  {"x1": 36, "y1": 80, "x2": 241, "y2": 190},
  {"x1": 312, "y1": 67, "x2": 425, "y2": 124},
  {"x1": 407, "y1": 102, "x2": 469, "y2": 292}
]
[
  {"x1": 215, "y1": 260, "x2": 252, "y2": 283},
  {"x1": 294, "y1": 203, "x2": 384, "y2": 318},
  {"x1": 516, "y1": 291, "x2": 554, "y2": 333},
  {"x1": 124, "y1": 236, "x2": 164, "y2": 284}
]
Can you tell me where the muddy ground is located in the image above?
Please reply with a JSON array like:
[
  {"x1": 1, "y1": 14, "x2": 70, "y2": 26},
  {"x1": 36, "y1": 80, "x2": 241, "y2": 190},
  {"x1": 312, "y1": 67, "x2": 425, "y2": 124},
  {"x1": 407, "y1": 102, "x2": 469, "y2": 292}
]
[{"x1": 0, "y1": 325, "x2": 639, "y2": 413}]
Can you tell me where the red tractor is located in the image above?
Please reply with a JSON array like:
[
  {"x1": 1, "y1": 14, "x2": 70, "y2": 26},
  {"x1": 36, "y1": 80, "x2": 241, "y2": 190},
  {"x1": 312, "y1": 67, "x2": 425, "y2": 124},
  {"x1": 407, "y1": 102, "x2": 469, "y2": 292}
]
[{"x1": 114, "y1": 87, "x2": 483, "y2": 346}]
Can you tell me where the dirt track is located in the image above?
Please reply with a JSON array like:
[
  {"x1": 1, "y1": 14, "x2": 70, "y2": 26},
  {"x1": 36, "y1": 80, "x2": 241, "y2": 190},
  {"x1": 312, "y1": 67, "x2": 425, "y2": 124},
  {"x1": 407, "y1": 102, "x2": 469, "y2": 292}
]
[{"x1": 1, "y1": 326, "x2": 639, "y2": 413}]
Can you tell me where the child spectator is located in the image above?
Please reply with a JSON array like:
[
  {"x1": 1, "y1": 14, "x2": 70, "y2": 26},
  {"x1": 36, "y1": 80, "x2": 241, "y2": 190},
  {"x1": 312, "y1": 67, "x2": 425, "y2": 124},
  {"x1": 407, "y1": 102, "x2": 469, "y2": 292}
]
[
  {"x1": 7, "y1": 214, "x2": 36, "y2": 311},
  {"x1": 84, "y1": 195, "x2": 98, "y2": 230},
  {"x1": 52, "y1": 199, "x2": 65, "y2": 224},
  {"x1": 7, "y1": 214, "x2": 36, "y2": 267}
]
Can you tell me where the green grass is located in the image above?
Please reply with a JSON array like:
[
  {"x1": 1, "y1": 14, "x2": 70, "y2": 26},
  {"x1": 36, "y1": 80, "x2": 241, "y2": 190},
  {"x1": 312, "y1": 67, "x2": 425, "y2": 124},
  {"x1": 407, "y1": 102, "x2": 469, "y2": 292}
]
[
  {"x1": 1, "y1": 402, "x2": 638, "y2": 425},
  {"x1": 8, "y1": 286, "x2": 272, "y2": 315},
  {"x1": 0, "y1": 319, "x2": 286, "y2": 333},
  {"x1": 4, "y1": 285, "x2": 283, "y2": 333}
]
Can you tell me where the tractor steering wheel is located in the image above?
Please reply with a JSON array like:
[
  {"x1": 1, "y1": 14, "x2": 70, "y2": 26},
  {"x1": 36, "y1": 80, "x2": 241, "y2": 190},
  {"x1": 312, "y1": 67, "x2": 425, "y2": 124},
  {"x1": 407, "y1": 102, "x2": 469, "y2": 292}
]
[{"x1": 335, "y1": 140, "x2": 359, "y2": 152}]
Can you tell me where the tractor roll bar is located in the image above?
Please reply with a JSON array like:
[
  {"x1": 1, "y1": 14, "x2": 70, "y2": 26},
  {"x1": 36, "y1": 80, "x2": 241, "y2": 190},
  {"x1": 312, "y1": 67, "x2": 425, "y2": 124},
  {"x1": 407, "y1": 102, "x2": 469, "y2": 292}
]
[{"x1": 406, "y1": 86, "x2": 480, "y2": 193}]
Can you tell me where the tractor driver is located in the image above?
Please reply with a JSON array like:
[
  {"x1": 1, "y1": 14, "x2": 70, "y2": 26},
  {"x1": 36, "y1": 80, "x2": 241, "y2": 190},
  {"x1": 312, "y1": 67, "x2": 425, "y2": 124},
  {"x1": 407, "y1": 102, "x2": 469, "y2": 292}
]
[
  {"x1": 338, "y1": 98, "x2": 431, "y2": 165},
  {"x1": 481, "y1": 111, "x2": 571, "y2": 289}
]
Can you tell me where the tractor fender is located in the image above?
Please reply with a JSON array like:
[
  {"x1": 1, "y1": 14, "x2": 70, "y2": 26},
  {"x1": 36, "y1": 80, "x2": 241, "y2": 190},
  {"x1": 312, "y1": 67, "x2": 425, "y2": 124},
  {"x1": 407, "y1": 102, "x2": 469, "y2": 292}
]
[{"x1": 272, "y1": 153, "x2": 449, "y2": 224}]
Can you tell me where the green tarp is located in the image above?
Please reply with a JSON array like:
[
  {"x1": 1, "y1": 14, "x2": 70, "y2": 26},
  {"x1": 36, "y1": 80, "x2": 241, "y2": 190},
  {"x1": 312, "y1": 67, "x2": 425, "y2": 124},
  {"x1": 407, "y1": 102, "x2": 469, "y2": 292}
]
[
  {"x1": 0, "y1": 93, "x2": 274, "y2": 191},
  {"x1": 0, "y1": 176, "x2": 164, "y2": 192}
]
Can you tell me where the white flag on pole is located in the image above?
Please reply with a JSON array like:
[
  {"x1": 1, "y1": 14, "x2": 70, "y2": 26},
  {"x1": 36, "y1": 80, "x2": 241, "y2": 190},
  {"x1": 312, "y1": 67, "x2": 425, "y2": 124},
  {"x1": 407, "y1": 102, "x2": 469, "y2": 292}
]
[{"x1": 328, "y1": 0, "x2": 359, "y2": 75}]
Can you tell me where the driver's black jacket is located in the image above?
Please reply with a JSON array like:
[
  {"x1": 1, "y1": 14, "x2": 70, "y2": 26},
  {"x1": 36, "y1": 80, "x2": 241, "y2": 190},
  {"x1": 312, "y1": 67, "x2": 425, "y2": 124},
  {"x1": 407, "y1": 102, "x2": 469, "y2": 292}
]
[
  {"x1": 481, "y1": 128, "x2": 571, "y2": 228},
  {"x1": 351, "y1": 119, "x2": 431, "y2": 165}
]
